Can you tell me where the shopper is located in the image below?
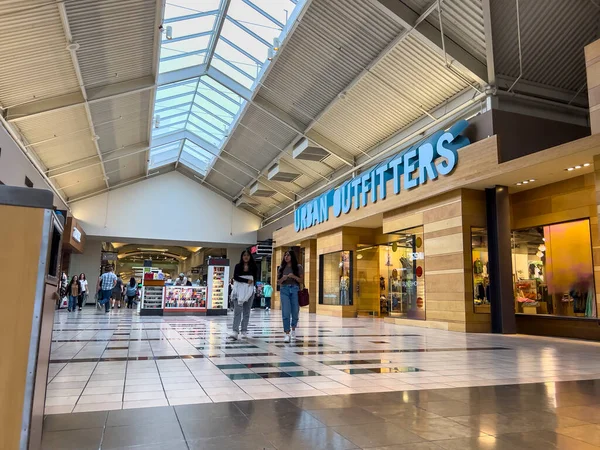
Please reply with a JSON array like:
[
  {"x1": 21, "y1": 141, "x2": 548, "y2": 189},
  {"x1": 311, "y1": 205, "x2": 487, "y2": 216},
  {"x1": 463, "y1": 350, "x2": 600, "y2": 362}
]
[
  {"x1": 175, "y1": 273, "x2": 188, "y2": 286},
  {"x1": 66, "y1": 275, "x2": 82, "y2": 312},
  {"x1": 277, "y1": 250, "x2": 303, "y2": 343},
  {"x1": 263, "y1": 282, "x2": 273, "y2": 311},
  {"x1": 229, "y1": 250, "x2": 257, "y2": 340},
  {"x1": 111, "y1": 275, "x2": 124, "y2": 309},
  {"x1": 125, "y1": 277, "x2": 137, "y2": 309},
  {"x1": 78, "y1": 273, "x2": 88, "y2": 311},
  {"x1": 97, "y1": 266, "x2": 117, "y2": 313}
]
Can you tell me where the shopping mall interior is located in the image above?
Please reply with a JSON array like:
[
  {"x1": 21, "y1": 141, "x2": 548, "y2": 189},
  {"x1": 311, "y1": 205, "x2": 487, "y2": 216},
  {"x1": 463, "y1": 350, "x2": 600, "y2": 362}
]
[{"x1": 2, "y1": 0, "x2": 600, "y2": 449}]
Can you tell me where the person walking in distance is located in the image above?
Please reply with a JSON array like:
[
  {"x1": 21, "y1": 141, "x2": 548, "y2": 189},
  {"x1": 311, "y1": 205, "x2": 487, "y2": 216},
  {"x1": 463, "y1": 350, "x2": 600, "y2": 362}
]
[
  {"x1": 229, "y1": 250, "x2": 257, "y2": 340},
  {"x1": 125, "y1": 277, "x2": 138, "y2": 309},
  {"x1": 97, "y1": 266, "x2": 117, "y2": 313},
  {"x1": 66, "y1": 275, "x2": 82, "y2": 312},
  {"x1": 277, "y1": 250, "x2": 303, "y2": 343},
  {"x1": 112, "y1": 275, "x2": 124, "y2": 309},
  {"x1": 78, "y1": 273, "x2": 88, "y2": 311},
  {"x1": 263, "y1": 281, "x2": 273, "y2": 311}
]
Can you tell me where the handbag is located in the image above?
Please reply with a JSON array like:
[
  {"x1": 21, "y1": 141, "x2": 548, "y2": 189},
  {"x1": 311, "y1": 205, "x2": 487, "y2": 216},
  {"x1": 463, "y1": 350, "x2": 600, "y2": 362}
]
[{"x1": 298, "y1": 287, "x2": 310, "y2": 307}]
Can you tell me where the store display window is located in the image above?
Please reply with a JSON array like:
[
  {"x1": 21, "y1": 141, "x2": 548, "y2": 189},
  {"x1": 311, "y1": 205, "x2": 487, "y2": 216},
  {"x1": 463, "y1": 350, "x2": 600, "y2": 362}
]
[
  {"x1": 319, "y1": 251, "x2": 353, "y2": 305},
  {"x1": 512, "y1": 219, "x2": 597, "y2": 318},
  {"x1": 471, "y1": 228, "x2": 490, "y2": 313},
  {"x1": 379, "y1": 226, "x2": 426, "y2": 320}
]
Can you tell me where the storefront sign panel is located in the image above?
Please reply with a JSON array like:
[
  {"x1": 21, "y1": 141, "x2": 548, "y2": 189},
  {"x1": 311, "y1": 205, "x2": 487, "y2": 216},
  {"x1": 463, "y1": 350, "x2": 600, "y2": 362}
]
[{"x1": 294, "y1": 120, "x2": 470, "y2": 232}]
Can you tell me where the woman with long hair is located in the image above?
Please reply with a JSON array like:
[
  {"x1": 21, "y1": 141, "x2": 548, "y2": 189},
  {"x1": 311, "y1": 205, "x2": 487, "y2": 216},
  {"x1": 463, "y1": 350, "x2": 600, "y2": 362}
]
[
  {"x1": 78, "y1": 273, "x2": 88, "y2": 311},
  {"x1": 277, "y1": 250, "x2": 303, "y2": 343},
  {"x1": 66, "y1": 275, "x2": 82, "y2": 312},
  {"x1": 125, "y1": 277, "x2": 138, "y2": 309},
  {"x1": 229, "y1": 250, "x2": 257, "y2": 340}
]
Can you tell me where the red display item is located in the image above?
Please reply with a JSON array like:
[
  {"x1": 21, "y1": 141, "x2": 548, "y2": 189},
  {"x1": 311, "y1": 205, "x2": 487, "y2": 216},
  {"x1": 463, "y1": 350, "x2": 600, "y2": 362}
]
[{"x1": 416, "y1": 266, "x2": 423, "y2": 277}]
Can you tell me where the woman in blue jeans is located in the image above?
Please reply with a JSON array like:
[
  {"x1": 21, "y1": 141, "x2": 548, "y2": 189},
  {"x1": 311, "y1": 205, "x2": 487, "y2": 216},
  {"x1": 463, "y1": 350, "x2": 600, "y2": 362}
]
[
  {"x1": 65, "y1": 275, "x2": 82, "y2": 312},
  {"x1": 277, "y1": 250, "x2": 303, "y2": 343}
]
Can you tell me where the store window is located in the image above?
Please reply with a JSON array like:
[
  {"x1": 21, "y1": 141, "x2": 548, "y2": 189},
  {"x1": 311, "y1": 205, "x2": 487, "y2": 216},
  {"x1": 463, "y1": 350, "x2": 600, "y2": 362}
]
[
  {"x1": 512, "y1": 219, "x2": 597, "y2": 318},
  {"x1": 471, "y1": 228, "x2": 490, "y2": 313},
  {"x1": 319, "y1": 251, "x2": 352, "y2": 305},
  {"x1": 380, "y1": 226, "x2": 426, "y2": 320}
]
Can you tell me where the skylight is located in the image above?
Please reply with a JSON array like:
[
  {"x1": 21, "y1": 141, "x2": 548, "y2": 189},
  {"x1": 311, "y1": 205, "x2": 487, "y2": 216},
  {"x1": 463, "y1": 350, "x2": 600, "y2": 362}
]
[{"x1": 149, "y1": 0, "x2": 303, "y2": 178}]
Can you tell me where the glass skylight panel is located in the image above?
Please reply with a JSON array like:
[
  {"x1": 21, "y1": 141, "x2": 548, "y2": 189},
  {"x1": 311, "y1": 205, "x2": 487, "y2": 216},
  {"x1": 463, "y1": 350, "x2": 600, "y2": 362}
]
[
  {"x1": 180, "y1": 141, "x2": 215, "y2": 175},
  {"x1": 163, "y1": 0, "x2": 220, "y2": 21},
  {"x1": 149, "y1": 141, "x2": 181, "y2": 169}
]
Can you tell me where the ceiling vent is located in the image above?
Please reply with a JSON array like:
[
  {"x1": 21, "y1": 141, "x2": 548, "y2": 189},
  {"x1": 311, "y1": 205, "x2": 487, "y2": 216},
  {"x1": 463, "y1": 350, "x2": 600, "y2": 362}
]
[
  {"x1": 235, "y1": 194, "x2": 260, "y2": 207},
  {"x1": 249, "y1": 181, "x2": 276, "y2": 197},
  {"x1": 267, "y1": 160, "x2": 300, "y2": 182},
  {"x1": 293, "y1": 137, "x2": 329, "y2": 162}
]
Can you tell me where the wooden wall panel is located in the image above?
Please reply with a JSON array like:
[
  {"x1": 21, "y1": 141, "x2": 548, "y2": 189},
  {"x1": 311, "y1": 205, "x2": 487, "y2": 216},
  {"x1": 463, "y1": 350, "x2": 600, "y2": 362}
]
[
  {"x1": 0, "y1": 205, "x2": 45, "y2": 450},
  {"x1": 586, "y1": 38, "x2": 600, "y2": 134}
]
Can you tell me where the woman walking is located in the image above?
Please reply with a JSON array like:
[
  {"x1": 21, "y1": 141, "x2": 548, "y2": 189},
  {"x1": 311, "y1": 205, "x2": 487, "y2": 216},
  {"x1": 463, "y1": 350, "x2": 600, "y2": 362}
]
[
  {"x1": 66, "y1": 276, "x2": 82, "y2": 312},
  {"x1": 277, "y1": 250, "x2": 303, "y2": 343},
  {"x1": 229, "y1": 250, "x2": 257, "y2": 340},
  {"x1": 78, "y1": 273, "x2": 88, "y2": 311},
  {"x1": 125, "y1": 277, "x2": 138, "y2": 309}
]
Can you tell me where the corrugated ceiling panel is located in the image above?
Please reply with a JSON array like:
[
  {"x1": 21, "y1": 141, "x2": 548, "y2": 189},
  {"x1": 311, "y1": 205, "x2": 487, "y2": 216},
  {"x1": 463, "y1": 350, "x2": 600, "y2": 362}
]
[
  {"x1": 64, "y1": 0, "x2": 156, "y2": 87},
  {"x1": 104, "y1": 153, "x2": 147, "y2": 186},
  {"x1": 312, "y1": 35, "x2": 468, "y2": 153},
  {"x1": 492, "y1": 0, "x2": 599, "y2": 92},
  {"x1": 258, "y1": 0, "x2": 404, "y2": 125},
  {"x1": 90, "y1": 91, "x2": 151, "y2": 153},
  {"x1": 402, "y1": 0, "x2": 486, "y2": 63},
  {"x1": 0, "y1": 3, "x2": 80, "y2": 107},
  {"x1": 56, "y1": 164, "x2": 106, "y2": 199},
  {"x1": 204, "y1": 168, "x2": 248, "y2": 198},
  {"x1": 14, "y1": 105, "x2": 98, "y2": 169}
]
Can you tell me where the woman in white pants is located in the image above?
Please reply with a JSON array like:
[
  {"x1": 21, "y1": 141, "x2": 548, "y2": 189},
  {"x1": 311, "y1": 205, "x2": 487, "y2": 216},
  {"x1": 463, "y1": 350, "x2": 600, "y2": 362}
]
[{"x1": 229, "y1": 250, "x2": 257, "y2": 340}]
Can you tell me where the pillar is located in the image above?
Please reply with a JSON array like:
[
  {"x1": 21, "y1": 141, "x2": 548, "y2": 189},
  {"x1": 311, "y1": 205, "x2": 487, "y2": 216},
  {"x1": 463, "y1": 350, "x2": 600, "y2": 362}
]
[
  {"x1": 486, "y1": 186, "x2": 517, "y2": 333},
  {"x1": 301, "y1": 239, "x2": 317, "y2": 313}
]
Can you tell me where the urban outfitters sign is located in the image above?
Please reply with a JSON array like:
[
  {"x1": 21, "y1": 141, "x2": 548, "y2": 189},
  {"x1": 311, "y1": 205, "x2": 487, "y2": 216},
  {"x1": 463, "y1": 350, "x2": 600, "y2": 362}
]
[{"x1": 294, "y1": 120, "x2": 470, "y2": 232}]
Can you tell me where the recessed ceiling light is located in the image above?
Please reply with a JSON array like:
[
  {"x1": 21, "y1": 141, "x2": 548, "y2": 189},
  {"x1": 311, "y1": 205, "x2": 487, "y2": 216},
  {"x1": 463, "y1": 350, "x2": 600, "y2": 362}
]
[
  {"x1": 584, "y1": 163, "x2": 591, "y2": 167},
  {"x1": 516, "y1": 182, "x2": 522, "y2": 186},
  {"x1": 523, "y1": 181, "x2": 529, "y2": 184},
  {"x1": 567, "y1": 167, "x2": 574, "y2": 171},
  {"x1": 529, "y1": 179, "x2": 535, "y2": 182},
  {"x1": 575, "y1": 165, "x2": 582, "y2": 169}
]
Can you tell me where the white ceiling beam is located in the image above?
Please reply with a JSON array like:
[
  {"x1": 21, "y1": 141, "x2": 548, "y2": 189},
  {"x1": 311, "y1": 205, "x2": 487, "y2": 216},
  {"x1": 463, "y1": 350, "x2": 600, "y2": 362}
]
[
  {"x1": 6, "y1": 75, "x2": 155, "y2": 123},
  {"x1": 481, "y1": 0, "x2": 496, "y2": 87},
  {"x1": 47, "y1": 143, "x2": 150, "y2": 179},
  {"x1": 58, "y1": 3, "x2": 109, "y2": 189},
  {"x1": 205, "y1": 0, "x2": 231, "y2": 67},
  {"x1": 371, "y1": 0, "x2": 488, "y2": 85},
  {"x1": 206, "y1": 66, "x2": 253, "y2": 101}
]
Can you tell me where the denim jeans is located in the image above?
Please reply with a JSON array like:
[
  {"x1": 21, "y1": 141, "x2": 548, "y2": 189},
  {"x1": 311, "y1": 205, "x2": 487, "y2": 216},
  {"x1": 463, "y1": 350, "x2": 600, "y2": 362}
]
[
  {"x1": 232, "y1": 300, "x2": 251, "y2": 333},
  {"x1": 280, "y1": 284, "x2": 299, "y2": 332},
  {"x1": 68, "y1": 295, "x2": 77, "y2": 311},
  {"x1": 100, "y1": 289, "x2": 112, "y2": 312}
]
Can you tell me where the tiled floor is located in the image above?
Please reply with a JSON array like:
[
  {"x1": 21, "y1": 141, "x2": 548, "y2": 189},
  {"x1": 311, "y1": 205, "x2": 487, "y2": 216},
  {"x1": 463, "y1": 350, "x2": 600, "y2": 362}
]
[{"x1": 46, "y1": 307, "x2": 600, "y2": 416}]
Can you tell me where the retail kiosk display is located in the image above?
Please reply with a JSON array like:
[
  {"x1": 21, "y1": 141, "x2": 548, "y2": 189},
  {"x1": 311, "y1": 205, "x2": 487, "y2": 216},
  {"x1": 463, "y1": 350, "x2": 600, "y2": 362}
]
[
  {"x1": 164, "y1": 285, "x2": 207, "y2": 315},
  {"x1": 207, "y1": 258, "x2": 229, "y2": 315},
  {"x1": 140, "y1": 278, "x2": 165, "y2": 316}
]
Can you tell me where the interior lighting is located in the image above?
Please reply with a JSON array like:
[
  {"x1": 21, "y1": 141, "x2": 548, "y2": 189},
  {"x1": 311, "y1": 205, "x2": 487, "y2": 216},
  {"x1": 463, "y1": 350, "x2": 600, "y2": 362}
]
[
  {"x1": 522, "y1": 181, "x2": 529, "y2": 184},
  {"x1": 575, "y1": 165, "x2": 582, "y2": 169},
  {"x1": 273, "y1": 37, "x2": 280, "y2": 51},
  {"x1": 584, "y1": 163, "x2": 591, "y2": 167},
  {"x1": 538, "y1": 244, "x2": 546, "y2": 252},
  {"x1": 516, "y1": 182, "x2": 522, "y2": 186},
  {"x1": 536, "y1": 251, "x2": 544, "y2": 258},
  {"x1": 567, "y1": 167, "x2": 575, "y2": 171},
  {"x1": 166, "y1": 26, "x2": 173, "y2": 40},
  {"x1": 138, "y1": 248, "x2": 169, "y2": 252},
  {"x1": 529, "y1": 179, "x2": 535, "y2": 182},
  {"x1": 154, "y1": 114, "x2": 160, "y2": 128},
  {"x1": 356, "y1": 254, "x2": 363, "y2": 260},
  {"x1": 267, "y1": 48, "x2": 274, "y2": 61}
]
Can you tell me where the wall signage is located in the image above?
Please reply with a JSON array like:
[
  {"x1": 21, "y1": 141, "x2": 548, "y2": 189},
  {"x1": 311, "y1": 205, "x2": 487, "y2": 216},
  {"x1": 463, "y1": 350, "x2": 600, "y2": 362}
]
[
  {"x1": 72, "y1": 227, "x2": 82, "y2": 243},
  {"x1": 294, "y1": 120, "x2": 470, "y2": 232}
]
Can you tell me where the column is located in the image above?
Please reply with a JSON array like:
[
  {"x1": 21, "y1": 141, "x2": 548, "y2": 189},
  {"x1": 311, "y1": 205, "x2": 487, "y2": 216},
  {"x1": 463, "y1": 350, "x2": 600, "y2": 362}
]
[
  {"x1": 485, "y1": 186, "x2": 517, "y2": 334},
  {"x1": 301, "y1": 239, "x2": 317, "y2": 313}
]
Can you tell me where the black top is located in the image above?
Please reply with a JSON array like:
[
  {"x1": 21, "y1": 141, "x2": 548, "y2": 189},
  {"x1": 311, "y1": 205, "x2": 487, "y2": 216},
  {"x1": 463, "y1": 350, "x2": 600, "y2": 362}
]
[
  {"x1": 66, "y1": 280, "x2": 83, "y2": 297},
  {"x1": 233, "y1": 263, "x2": 257, "y2": 284}
]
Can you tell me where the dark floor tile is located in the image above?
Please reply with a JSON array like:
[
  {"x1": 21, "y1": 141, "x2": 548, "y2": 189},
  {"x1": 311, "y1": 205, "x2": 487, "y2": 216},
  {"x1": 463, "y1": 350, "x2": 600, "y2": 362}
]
[
  {"x1": 107, "y1": 406, "x2": 177, "y2": 427},
  {"x1": 43, "y1": 411, "x2": 108, "y2": 432},
  {"x1": 101, "y1": 423, "x2": 184, "y2": 449},
  {"x1": 332, "y1": 422, "x2": 423, "y2": 448},
  {"x1": 179, "y1": 414, "x2": 251, "y2": 440},
  {"x1": 248, "y1": 410, "x2": 326, "y2": 432},
  {"x1": 264, "y1": 427, "x2": 359, "y2": 450},
  {"x1": 174, "y1": 401, "x2": 244, "y2": 420},
  {"x1": 362, "y1": 403, "x2": 442, "y2": 421},
  {"x1": 499, "y1": 430, "x2": 600, "y2": 450},
  {"x1": 234, "y1": 398, "x2": 300, "y2": 416},
  {"x1": 289, "y1": 395, "x2": 364, "y2": 410},
  {"x1": 307, "y1": 407, "x2": 386, "y2": 427},
  {"x1": 417, "y1": 400, "x2": 482, "y2": 417},
  {"x1": 363, "y1": 443, "x2": 443, "y2": 450},
  {"x1": 41, "y1": 428, "x2": 103, "y2": 450},
  {"x1": 398, "y1": 417, "x2": 487, "y2": 441},
  {"x1": 187, "y1": 433, "x2": 276, "y2": 450}
]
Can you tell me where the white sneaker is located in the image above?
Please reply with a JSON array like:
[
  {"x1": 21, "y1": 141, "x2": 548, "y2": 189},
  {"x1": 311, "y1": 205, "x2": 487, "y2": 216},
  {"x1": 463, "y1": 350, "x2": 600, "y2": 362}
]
[
  {"x1": 229, "y1": 331, "x2": 239, "y2": 340},
  {"x1": 240, "y1": 332, "x2": 247, "y2": 339},
  {"x1": 291, "y1": 330, "x2": 297, "y2": 341},
  {"x1": 284, "y1": 334, "x2": 291, "y2": 343}
]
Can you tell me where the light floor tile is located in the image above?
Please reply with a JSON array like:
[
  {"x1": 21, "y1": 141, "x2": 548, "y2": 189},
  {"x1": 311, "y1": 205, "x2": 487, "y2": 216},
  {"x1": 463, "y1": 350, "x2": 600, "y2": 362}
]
[
  {"x1": 122, "y1": 399, "x2": 170, "y2": 409},
  {"x1": 123, "y1": 391, "x2": 166, "y2": 401},
  {"x1": 72, "y1": 402, "x2": 123, "y2": 413},
  {"x1": 168, "y1": 396, "x2": 213, "y2": 406},
  {"x1": 44, "y1": 396, "x2": 80, "y2": 406},
  {"x1": 78, "y1": 394, "x2": 123, "y2": 404}
]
